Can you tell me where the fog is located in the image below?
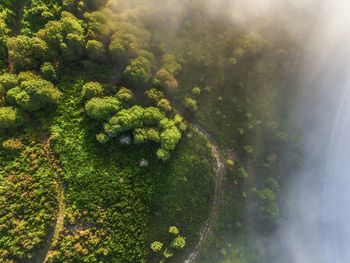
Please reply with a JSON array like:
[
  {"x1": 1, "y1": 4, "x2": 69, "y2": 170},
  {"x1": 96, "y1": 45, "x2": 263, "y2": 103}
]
[
  {"x1": 269, "y1": 0, "x2": 350, "y2": 263},
  {"x1": 104, "y1": 0, "x2": 350, "y2": 262}
]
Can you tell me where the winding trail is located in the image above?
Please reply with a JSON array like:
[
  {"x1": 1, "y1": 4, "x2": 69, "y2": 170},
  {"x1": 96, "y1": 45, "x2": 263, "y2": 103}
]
[
  {"x1": 184, "y1": 124, "x2": 226, "y2": 263},
  {"x1": 168, "y1": 97, "x2": 228, "y2": 263}
]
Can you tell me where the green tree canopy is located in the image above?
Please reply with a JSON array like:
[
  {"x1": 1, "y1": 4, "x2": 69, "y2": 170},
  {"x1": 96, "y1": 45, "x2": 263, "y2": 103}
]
[
  {"x1": 7, "y1": 78, "x2": 62, "y2": 111},
  {"x1": 0, "y1": 106, "x2": 24, "y2": 130},
  {"x1": 123, "y1": 52, "x2": 154, "y2": 86},
  {"x1": 81, "y1": 81, "x2": 103, "y2": 100},
  {"x1": 7, "y1": 36, "x2": 48, "y2": 71},
  {"x1": 85, "y1": 96, "x2": 121, "y2": 121}
]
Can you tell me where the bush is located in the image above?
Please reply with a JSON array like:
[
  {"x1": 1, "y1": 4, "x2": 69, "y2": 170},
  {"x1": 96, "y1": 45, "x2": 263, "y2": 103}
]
[
  {"x1": 192, "y1": 87, "x2": 201, "y2": 96},
  {"x1": 81, "y1": 81, "x2": 103, "y2": 100},
  {"x1": 85, "y1": 97, "x2": 121, "y2": 120},
  {"x1": 0, "y1": 106, "x2": 25, "y2": 130},
  {"x1": 2, "y1": 138, "x2": 23, "y2": 150},
  {"x1": 184, "y1": 97, "x2": 198, "y2": 112},
  {"x1": 150, "y1": 241, "x2": 163, "y2": 252},
  {"x1": 169, "y1": 226, "x2": 179, "y2": 235},
  {"x1": 171, "y1": 236, "x2": 186, "y2": 249},
  {"x1": 156, "y1": 148, "x2": 170, "y2": 161},
  {"x1": 145, "y1": 88, "x2": 164, "y2": 104},
  {"x1": 115, "y1": 87, "x2": 134, "y2": 104},
  {"x1": 96, "y1": 133, "x2": 109, "y2": 144},
  {"x1": 13, "y1": 79, "x2": 62, "y2": 111},
  {"x1": 157, "y1": 98, "x2": 171, "y2": 112},
  {"x1": 124, "y1": 54, "x2": 154, "y2": 86},
  {"x1": 0, "y1": 73, "x2": 18, "y2": 91},
  {"x1": 40, "y1": 62, "x2": 58, "y2": 81},
  {"x1": 86, "y1": 40, "x2": 106, "y2": 62}
]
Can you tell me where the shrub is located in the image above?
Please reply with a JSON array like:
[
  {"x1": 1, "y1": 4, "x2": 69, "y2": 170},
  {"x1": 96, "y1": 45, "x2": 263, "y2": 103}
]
[
  {"x1": 168, "y1": 226, "x2": 179, "y2": 235},
  {"x1": 226, "y1": 159, "x2": 234, "y2": 166},
  {"x1": 115, "y1": 87, "x2": 134, "y2": 104},
  {"x1": 40, "y1": 62, "x2": 57, "y2": 81},
  {"x1": 0, "y1": 73, "x2": 18, "y2": 91},
  {"x1": 85, "y1": 97, "x2": 121, "y2": 120},
  {"x1": 150, "y1": 241, "x2": 163, "y2": 252},
  {"x1": 82, "y1": 82, "x2": 103, "y2": 100},
  {"x1": 124, "y1": 54, "x2": 153, "y2": 86},
  {"x1": 157, "y1": 98, "x2": 171, "y2": 112},
  {"x1": 184, "y1": 97, "x2": 198, "y2": 112},
  {"x1": 86, "y1": 40, "x2": 106, "y2": 61},
  {"x1": 96, "y1": 133, "x2": 109, "y2": 144},
  {"x1": 145, "y1": 88, "x2": 164, "y2": 104},
  {"x1": 2, "y1": 138, "x2": 23, "y2": 150},
  {"x1": 0, "y1": 106, "x2": 24, "y2": 130},
  {"x1": 171, "y1": 236, "x2": 186, "y2": 249},
  {"x1": 192, "y1": 87, "x2": 201, "y2": 96},
  {"x1": 14, "y1": 79, "x2": 62, "y2": 111},
  {"x1": 156, "y1": 148, "x2": 170, "y2": 161}
]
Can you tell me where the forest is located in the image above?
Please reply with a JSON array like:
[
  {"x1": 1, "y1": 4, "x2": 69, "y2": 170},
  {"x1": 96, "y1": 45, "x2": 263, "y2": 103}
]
[{"x1": 0, "y1": 0, "x2": 302, "y2": 262}]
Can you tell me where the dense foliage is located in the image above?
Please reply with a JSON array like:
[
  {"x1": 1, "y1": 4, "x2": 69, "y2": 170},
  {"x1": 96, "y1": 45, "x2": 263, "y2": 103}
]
[{"x1": 0, "y1": 0, "x2": 302, "y2": 262}]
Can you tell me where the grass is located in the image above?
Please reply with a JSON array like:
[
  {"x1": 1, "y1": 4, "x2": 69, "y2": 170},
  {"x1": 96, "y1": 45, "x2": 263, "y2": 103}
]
[
  {"x1": 36, "y1": 76, "x2": 215, "y2": 262},
  {"x1": 0, "y1": 127, "x2": 58, "y2": 262}
]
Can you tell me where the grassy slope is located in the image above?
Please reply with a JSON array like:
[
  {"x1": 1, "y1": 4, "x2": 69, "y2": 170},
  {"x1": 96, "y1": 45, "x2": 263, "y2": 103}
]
[
  {"x1": 39, "y1": 76, "x2": 214, "y2": 262},
  {"x1": 0, "y1": 127, "x2": 58, "y2": 262}
]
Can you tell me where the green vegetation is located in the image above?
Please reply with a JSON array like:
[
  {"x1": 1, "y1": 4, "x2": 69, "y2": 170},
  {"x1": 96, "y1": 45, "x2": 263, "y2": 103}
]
[
  {"x1": 0, "y1": 0, "x2": 302, "y2": 262},
  {"x1": 43, "y1": 78, "x2": 214, "y2": 261},
  {"x1": 0, "y1": 129, "x2": 58, "y2": 261},
  {"x1": 150, "y1": 226, "x2": 186, "y2": 262}
]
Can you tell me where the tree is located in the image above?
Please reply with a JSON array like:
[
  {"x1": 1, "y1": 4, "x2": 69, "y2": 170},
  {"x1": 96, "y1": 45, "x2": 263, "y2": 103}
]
[
  {"x1": 157, "y1": 98, "x2": 172, "y2": 112},
  {"x1": 143, "y1": 107, "x2": 164, "y2": 126},
  {"x1": 115, "y1": 87, "x2": 134, "y2": 105},
  {"x1": 156, "y1": 148, "x2": 170, "y2": 161},
  {"x1": 40, "y1": 62, "x2": 58, "y2": 81},
  {"x1": 81, "y1": 81, "x2": 103, "y2": 100},
  {"x1": 133, "y1": 128, "x2": 160, "y2": 144},
  {"x1": 150, "y1": 226, "x2": 186, "y2": 260},
  {"x1": 18, "y1": 71, "x2": 40, "y2": 82},
  {"x1": 123, "y1": 53, "x2": 154, "y2": 86},
  {"x1": 0, "y1": 106, "x2": 24, "y2": 130},
  {"x1": 145, "y1": 88, "x2": 164, "y2": 104},
  {"x1": 153, "y1": 68, "x2": 178, "y2": 91},
  {"x1": 162, "y1": 53, "x2": 181, "y2": 75},
  {"x1": 109, "y1": 33, "x2": 140, "y2": 64},
  {"x1": 168, "y1": 226, "x2": 179, "y2": 235},
  {"x1": 85, "y1": 96, "x2": 121, "y2": 120},
  {"x1": 2, "y1": 138, "x2": 23, "y2": 151},
  {"x1": 38, "y1": 12, "x2": 85, "y2": 62},
  {"x1": 150, "y1": 241, "x2": 163, "y2": 252},
  {"x1": 83, "y1": 11, "x2": 109, "y2": 41},
  {"x1": 184, "y1": 97, "x2": 198, "y2": 112},
  {"x1": 173, "y1": 114, "x2": 187, "y2": 131},
  {"x1": 96, "y1": 132, "x2": 109, "y2": 144},
  {"x1": 104, "y1": 105, "x2": 144, "y2": 136},
  {"x1": 160, "y1": 126, "x2": 181, "y2": 151},
  {"x1": 0, "y1": 17, "x2": 10, "y2": 60},
  {"x1": 86, "y1": 40, "x2": 106, "y2": 62},
  {"x1": 192, "y1": 87, "x2": 201, "y2": 96},
  {"x1": 7, "y1": 36, "x2": 48, "y2": 70},
  {"x1": 0, "y1": 73, "x2": 18, "y2": 91},
  {"x1": 20, "y1": 0, "x2": 60, "y2": 34},
  {"x1": 12, "y1": 79, "x2": 62, "y2": 111},
  {"x1": 171, "y1": 236, "x2": 186, "y2": 249}
]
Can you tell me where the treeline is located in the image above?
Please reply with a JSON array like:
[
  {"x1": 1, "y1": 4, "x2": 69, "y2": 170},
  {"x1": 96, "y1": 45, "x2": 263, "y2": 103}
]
[{"x1": 0, "y1": 0, "x2": 190, "y2": 161}]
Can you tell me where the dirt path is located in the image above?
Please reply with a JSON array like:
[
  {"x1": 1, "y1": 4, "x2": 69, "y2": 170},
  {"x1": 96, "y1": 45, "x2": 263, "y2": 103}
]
[
  {"x1": 166, "y1": 95, "x2": 228, "y2": 263},
  {"x1": 184, "y1": 124, "x2": 226, "y2": 263},
  {"x1": 33, "y1": 135, "x2": 66, "y2": 263}
]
